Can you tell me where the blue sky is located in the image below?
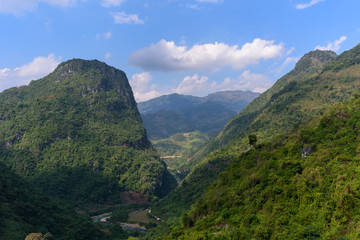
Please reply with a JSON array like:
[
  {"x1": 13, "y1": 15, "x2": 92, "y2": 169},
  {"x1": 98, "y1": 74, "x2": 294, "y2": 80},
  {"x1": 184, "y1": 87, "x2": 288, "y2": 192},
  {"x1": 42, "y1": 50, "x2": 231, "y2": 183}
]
[{"x1": 0, "y1": 0, "x2": 360, "y2": 102}]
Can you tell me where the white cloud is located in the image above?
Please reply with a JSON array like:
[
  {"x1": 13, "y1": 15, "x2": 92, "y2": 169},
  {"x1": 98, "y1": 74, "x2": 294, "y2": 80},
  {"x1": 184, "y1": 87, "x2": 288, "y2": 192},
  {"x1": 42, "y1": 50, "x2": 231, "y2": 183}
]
[
  {"x1": 171, "y1": 71, "x2": 272, "y2": 96},
  {"x1": 315, "y1": 36, "x2": 347, "y2": 52},
  {"x1": 129, "y1": 72, "x2": 161, "y2": 102},
  {"x1": 222, "y1": 70, "x2": 273, "y2": 93},
  {"x1": 112, "y1": 12, "x2": 145, "y2": 24},
  {"x1": 296, "y1": 0, "x2": 325, "y2": 9},
  {"x1": 0, "y1": 0, "x2": 75, "y2": 15},
  {"x1": 96, "y1": 31, "x2": 112, "y2": 40},
  {"x1": 105, "y1": 52, "x2": 112, "y2": 59},
  {"x1": 102, "y1": 0, "x2": 125, "y2": 7},
  {"x1": 129, "y1": 38, "x2": 284, "y2": 72},
  {"x1": 172, "y1": 74, "x2": 210, "y2": 95},
  {"x1": 0, "y1": 54, "x2": 61, "y2": 92}
]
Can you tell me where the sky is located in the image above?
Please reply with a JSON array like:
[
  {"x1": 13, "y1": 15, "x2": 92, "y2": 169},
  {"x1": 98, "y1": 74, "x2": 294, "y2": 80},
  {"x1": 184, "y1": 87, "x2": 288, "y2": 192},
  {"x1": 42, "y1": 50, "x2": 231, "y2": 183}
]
[{"x1": 0, "y1": 0, "x2": 360, "y2": 102}]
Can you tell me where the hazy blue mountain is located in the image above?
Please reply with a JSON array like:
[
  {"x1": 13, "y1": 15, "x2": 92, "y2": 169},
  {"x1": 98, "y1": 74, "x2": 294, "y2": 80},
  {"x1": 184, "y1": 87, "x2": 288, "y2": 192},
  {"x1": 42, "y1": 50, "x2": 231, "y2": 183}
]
[{"x1": 138, "y1": 90, "x2": 259, "y2": 139}]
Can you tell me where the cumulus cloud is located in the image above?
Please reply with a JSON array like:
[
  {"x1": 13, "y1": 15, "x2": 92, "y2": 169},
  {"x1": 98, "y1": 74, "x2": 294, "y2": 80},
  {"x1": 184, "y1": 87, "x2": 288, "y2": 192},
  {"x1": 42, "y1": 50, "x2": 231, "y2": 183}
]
[
  {"x1": 222, "y1": 70, "x2": 273, "y2": 93},
  {"x1": 171, "y1": 71, "x2": 272, "y2": 96},
  {"x1": 102, "y1": 0, "x2": 125, "y2": 7},
  {"x1": 315, "y1": 36, "x2": 347, "y2": 52},
  {"x1": 129, "y1": 72, "x2": 161, "y2": 102},
  {"x1": 296, "y1": 0, "x2": 325, "y2": 9},
  {"x1": 0, "y1": 54, "x2": 61, "y2": 92},
  {"x1": 0, "y1": 0, "x2": 75, "y2": 15},
  {"x1": 129, "y1": 38, "x2": 284, "y2": 72},
  {"x1": 112, "y1": 12, "x2": 145, "y2": 24},
  {"x1": 172, "y1": 74, "x2": 210, "y2": 95}
]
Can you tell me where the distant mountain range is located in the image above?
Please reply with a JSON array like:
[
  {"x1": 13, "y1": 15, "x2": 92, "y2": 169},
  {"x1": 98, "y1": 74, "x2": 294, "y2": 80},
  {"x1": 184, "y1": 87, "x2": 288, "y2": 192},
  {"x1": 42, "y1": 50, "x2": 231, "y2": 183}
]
[{"x1": 138, "y1": 90, "x2": 260, "y2": 139}]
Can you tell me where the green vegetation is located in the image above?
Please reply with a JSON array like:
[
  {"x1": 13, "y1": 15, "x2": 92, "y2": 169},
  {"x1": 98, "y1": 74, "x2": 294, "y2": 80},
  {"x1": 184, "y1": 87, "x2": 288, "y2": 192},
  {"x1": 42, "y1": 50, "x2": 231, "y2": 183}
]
[
  {"x1": 152, "y1": 131, "x2": 209, "y2": 181},
  {"x1": 0, "y1": 163, "x2": 104, "y2": 240},
  {"x1": 248, "y1": 134, "x2": 257, "y2": 147},
  {"x1": 0, "y1": 59, "x2": 176, "y2": 208},
  {"x1": 110, "y1": 208, "x2": 129, "y2": 223},
  {"x1": 128, "y1": 210, "x2": 150, "y2": 224},
  {"x1": 161, "y1": 96, "x2": 360, "y2": 239}
]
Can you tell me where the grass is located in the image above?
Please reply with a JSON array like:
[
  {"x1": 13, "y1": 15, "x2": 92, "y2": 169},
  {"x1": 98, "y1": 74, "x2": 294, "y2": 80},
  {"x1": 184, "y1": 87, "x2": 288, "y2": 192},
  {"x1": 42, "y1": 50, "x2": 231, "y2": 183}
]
[{"x1": 128, "y1": 210, "x2": 150, "y2": 224}]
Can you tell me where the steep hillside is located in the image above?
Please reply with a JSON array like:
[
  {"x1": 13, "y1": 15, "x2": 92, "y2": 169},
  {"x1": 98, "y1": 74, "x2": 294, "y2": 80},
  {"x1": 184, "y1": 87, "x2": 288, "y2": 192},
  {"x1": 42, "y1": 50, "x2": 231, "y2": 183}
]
[
  {"x1": 138, "y1": 91, "x2": 259, "y2": 139},
  {"x1": 151, "y1": 46, "x2": 360, "y2": 228},
  {"x1": 194, "y1": 49, "x2": 338, "y2": 161},
  {"x1": 0, "y1": 59, "x2": 176, "y2": 207},
  {"x1": 161, "y1": 95, "x2": 360, "y2": 239},
  {"x1": 0, "y1": 163, "x2": 103, "y2": 240}
]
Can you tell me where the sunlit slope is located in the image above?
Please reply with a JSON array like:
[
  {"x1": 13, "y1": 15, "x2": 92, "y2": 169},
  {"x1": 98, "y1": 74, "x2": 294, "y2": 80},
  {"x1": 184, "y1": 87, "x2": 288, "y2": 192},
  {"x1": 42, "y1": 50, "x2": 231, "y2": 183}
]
[
  {"x1": 155, "y1": 45, "x2": 360, "y2": 220},
  {"x1": 162, "y1": 95, "x2": 360, "y2": 239}
]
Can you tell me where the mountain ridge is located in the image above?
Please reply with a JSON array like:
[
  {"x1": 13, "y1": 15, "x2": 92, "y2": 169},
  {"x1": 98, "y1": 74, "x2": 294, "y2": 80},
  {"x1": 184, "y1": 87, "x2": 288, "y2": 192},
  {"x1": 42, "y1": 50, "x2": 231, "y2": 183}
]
[{"x1": 139, "y1": 90, "x2": 259, "y2": 139}]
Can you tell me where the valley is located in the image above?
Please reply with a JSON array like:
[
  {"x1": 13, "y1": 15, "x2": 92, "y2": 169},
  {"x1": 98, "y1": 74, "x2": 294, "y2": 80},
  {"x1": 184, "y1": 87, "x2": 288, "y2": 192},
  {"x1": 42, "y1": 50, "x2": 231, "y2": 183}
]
[{"x1": 139, "y1": 91, "x2": 259, "y2": 181}]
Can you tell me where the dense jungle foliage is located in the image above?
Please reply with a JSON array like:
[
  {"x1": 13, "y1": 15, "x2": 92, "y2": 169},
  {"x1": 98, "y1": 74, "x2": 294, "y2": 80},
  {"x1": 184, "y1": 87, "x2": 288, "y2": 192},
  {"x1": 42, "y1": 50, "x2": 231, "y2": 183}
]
[
  {"x1": 161, "y1": 95, "x2": 360, "y2": 239},
  {"x1": 0, "y1": 59, "x2": 176, "y2": 207},
  {"x1": 0, "y1": 162, "x2": 104, "y2": 240}
]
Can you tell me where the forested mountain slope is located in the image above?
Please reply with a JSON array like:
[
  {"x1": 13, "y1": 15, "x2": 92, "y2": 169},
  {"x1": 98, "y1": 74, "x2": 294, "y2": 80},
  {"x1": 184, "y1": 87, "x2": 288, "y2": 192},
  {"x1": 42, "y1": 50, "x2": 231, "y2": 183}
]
[
  {"x1": 152, "y1": 45, "x2": 360, "y2": 223},
  {"x1": 162, "y1": 95, "x2": 360, "y2": 239},
  {"x1": 0, "y1": 59, "x2": 176, "y2": 207},
  {"x1": 193, "y1": 49, "x2": 337, "y2": 163},
  {"x1": 0, "y1": 163, "x2": 103, "y2": 240}
]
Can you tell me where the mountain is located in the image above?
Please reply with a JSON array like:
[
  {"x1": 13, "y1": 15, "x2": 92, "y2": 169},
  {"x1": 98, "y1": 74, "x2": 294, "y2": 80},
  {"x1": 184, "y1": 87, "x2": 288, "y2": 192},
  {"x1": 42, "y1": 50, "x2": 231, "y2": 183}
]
[
  {"x1": 161, "y1": 95, "x2": 360, "y2": 239},
  {"x1": 138, "y1": 91, "x2": 259, "y2": 139},
  {"x1": 193, "y1": 50, "x2": 338, "y2": 162},
  {"x1": 0, "y1": 162, "x2": 104, "y2": 240},
  {"x1": 0, "y1": 59, "x2": 176, "y2": 207},
  {"x1": 150, "y1": 45, "x2": 360, "y2": 233},
  {"x1": 138, "y1": 90, "x2": 259, "y2": 114}
]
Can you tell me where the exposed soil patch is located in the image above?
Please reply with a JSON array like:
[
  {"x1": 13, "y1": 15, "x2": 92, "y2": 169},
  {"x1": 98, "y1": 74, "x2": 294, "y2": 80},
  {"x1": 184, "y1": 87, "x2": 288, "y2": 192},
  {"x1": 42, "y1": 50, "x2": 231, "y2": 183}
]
[{"x1": 120, "y1": 191, "x2": 148, "y2": 205}]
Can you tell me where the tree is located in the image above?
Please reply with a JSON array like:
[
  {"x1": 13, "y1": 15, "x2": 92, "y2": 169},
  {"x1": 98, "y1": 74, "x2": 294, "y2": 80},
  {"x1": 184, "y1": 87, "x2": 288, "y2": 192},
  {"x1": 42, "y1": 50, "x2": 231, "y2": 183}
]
[{"x1": 248, "y1": 134, "x2": 257, "y2": 148}]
